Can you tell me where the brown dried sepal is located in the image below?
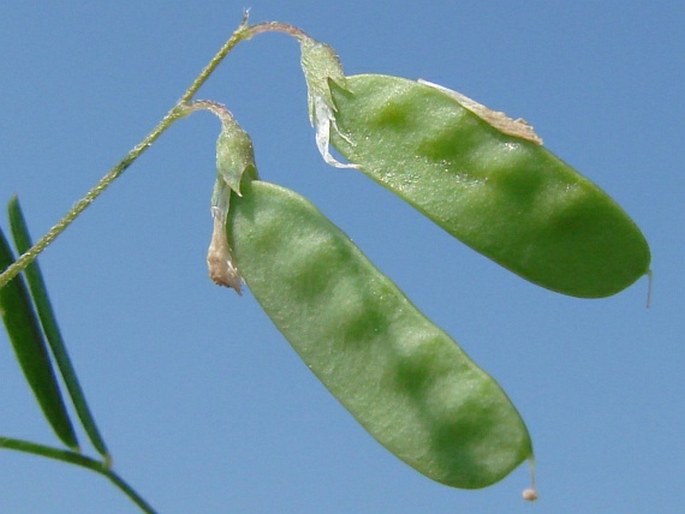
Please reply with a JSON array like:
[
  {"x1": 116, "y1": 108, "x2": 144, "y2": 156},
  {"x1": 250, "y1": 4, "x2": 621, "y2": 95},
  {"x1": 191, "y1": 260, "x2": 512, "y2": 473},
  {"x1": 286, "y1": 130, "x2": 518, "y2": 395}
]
[{"x1": 207, "y1": 213, "x2": 242, "y2": 293}]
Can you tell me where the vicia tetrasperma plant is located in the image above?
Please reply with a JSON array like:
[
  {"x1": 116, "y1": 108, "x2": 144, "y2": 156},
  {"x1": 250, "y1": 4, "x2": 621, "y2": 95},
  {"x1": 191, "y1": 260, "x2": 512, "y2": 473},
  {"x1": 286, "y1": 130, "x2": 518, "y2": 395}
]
[{"x1": 0, "y1": 15, "x2": 650, "y2": 512}]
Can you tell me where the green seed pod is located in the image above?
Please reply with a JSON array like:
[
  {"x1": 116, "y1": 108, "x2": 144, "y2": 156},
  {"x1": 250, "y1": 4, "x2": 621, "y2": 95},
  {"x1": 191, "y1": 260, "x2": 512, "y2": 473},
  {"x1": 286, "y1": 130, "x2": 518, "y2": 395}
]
[
  {"x1": 326, "y1": 74, "x2": 650, "y2": 298},
  {"x1": 227, "y1": 179, "x2": 532, "y2": 489}
]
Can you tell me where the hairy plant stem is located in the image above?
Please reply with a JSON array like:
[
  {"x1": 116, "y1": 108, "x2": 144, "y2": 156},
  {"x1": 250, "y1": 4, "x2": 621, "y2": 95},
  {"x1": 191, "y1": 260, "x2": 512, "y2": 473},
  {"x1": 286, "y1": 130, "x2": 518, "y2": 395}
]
[
  {"x1": 0, "y1": 14, "x2": 314, "y2": 511},
  {"x1": 246, "y1": 21, "x2": 308, "y2": 40},
  {"x1": 0, "y1": 15, "x2": 311, "y2": 290},
  {"x1": 0, "y1": 437, "x2": 157, "y2": 513}
]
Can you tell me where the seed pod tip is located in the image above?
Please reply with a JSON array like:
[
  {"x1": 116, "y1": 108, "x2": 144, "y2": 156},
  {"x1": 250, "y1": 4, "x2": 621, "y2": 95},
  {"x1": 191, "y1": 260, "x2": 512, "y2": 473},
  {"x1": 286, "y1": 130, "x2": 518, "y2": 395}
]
[{"x1": 522, "y1": 488, "x2": 538, "y2": 501}]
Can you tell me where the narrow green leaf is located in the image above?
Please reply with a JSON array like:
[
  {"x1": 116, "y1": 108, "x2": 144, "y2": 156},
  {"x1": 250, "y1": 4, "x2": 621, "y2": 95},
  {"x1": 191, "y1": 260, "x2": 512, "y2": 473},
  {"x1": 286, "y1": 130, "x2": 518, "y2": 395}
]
[
  {"x1": 8, "y1": 196, "x2": 109, "y2": 459},
  {"x1": 0, "y1": 224, "x2": 79, "y2": 450}
]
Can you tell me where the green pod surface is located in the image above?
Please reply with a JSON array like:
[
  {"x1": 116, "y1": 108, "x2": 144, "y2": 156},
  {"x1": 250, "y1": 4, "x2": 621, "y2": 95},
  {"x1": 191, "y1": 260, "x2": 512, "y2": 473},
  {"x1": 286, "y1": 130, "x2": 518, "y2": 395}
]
[
  {"x1": 328, "y1": 74, "x2": 650, "y2": 298},
  {"x1": 227, "y1": 180, "x2": 532, "y2": 488}
]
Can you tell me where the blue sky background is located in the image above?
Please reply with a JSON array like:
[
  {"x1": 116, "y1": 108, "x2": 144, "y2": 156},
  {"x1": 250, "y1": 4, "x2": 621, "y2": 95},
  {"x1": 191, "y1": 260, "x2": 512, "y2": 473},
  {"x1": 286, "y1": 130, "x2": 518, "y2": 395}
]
[{"x1": 1, "y1": 2, "x2": 683, "y2": 513}]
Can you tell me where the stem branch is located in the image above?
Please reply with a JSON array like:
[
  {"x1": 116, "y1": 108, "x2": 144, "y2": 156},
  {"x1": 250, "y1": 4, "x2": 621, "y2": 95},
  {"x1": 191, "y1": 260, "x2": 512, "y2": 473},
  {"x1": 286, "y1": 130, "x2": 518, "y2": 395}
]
[
  {"x1": 0, "y1": 14, "x2": 252, "y2": 289},
  {"x1": 0, "y1": 15, "x2": 313, "y2": 290},
  {"x1": 1, "y1": 11, "x2": 318, "y2": 512},
  {"x1": 245, "y1": 21, "x2": 308, "y2": 40},
  {"x1": 0, "y1": 437, "x2": 157, "y2": 513}
]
